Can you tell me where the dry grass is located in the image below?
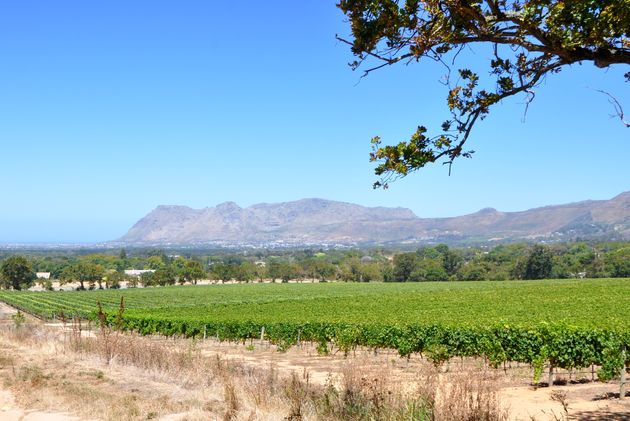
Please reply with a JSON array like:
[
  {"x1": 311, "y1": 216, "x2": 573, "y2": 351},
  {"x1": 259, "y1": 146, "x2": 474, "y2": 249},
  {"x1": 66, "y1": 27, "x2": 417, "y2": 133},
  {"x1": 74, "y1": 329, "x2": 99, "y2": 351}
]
[
  {"x1": 0, "y1": 319, "x2": 511, "y2": 421},
  {"x1": 436, "y1": 370, "x2": 509, "y2": 421}
]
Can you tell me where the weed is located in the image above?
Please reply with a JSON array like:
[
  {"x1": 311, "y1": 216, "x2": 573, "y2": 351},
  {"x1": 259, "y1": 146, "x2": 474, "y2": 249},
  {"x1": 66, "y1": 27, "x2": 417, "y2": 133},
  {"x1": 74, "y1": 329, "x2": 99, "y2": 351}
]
[
  {"x1": 222, "y1": 379, "x2": 240, "y2": 421},
  {"x1": 11, "y1": 310, "x2": 26, "y2": 329},
  {"x1": 284, "y1": 372, "x2": 308, "y2": 420},
  {"x1": 550, "y1": 390, "x2": 570, "y2": 417}
]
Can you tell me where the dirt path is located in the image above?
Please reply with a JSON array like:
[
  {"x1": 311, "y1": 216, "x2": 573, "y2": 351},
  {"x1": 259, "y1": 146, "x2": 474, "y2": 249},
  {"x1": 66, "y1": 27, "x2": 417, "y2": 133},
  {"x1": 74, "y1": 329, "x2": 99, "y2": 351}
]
[{"x1": 0, "y1": 389, "x2": 85, "y2": 421}]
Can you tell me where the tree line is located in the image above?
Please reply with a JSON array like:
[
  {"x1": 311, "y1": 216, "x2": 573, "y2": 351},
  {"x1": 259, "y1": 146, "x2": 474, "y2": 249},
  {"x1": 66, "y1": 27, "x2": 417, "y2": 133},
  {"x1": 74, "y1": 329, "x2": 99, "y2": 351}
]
[{"x1": 1, "y1": 242, "x2": 629, "y2": 290}]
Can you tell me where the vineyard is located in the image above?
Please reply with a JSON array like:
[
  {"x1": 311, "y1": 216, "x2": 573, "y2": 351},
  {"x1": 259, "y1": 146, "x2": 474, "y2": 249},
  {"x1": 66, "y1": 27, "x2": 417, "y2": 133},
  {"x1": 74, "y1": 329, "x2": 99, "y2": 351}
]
[{"x1": 0, "y1": 279, "x2": 629, "y2": 382}]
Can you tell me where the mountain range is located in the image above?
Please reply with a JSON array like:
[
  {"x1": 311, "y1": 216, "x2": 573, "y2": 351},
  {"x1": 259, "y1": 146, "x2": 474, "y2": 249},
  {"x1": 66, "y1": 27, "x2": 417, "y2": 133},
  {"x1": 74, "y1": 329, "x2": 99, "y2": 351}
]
[{"x1": 118, "y1": 192, "x2": 630, "y2": 246}]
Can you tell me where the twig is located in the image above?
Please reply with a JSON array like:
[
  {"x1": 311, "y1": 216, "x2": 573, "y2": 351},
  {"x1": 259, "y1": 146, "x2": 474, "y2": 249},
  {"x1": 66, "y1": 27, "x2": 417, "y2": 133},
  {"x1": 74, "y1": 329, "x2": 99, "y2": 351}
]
[{"x1": 595, "y1": 89, "x2": 630, "y2": 128}]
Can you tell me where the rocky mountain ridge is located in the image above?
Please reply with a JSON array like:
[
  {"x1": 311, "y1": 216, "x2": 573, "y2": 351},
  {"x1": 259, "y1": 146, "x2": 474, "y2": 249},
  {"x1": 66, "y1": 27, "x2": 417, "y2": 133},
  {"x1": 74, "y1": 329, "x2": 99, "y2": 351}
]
[{"x1": 118, "y1": 193, "x2": 630, "y2": 245}]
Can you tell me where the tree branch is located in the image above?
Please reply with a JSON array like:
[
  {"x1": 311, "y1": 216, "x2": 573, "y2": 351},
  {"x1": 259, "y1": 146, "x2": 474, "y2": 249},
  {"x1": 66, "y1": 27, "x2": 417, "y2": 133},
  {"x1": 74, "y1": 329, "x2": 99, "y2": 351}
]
[{"x1": 596, "y1": 90, "x2": 630, "y2": 128}]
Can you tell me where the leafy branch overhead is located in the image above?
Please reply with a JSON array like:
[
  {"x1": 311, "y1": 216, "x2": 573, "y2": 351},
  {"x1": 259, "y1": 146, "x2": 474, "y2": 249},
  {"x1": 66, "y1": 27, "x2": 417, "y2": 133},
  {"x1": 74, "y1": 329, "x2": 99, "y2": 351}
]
[{"x1": 337, "y1": 0, "x2": 630, "y2": 187}]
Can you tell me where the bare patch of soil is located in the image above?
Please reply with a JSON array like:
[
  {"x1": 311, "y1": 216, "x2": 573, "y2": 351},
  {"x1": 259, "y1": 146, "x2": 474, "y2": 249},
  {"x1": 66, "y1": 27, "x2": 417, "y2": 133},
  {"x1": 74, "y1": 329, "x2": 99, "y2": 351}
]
[{"x1": 187, "y1": 339, "x2": 629, "y2": 420}]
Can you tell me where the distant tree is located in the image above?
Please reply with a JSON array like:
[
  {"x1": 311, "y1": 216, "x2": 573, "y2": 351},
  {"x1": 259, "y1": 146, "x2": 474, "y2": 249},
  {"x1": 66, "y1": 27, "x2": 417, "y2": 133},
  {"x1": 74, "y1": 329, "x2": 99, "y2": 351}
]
[
  {"x1": 483, "y1": 262, "x2": 510, "y2": 281},
  {"x1": 254, "y1": 263, "x2": 267, "y2": 282},
  {"x1": 234, "y1": 261, "x2": 257, "y2": 283},
  {"x1": 172, "y1": 257, "x2": 188, "y2": 273},
  {"x1": 339, "y1": 257, "x2": 363, "y2": 282},
  {"x1": 339, "y1": 257, "x2": 384, "y2": 282},
  {"x1": 550, "y1": 255, "x2": 572, "y2": 279},
  {"x1": 442, "y1": 248, "x2": 463, "y2": 277},
  {"x1": 605, "y1": 247, "x2": 630, "y2": 277},
  {"x1": 116, "y1": 248, "x2": 128, "y2": 273},
  {"x1": 487, "y1": 244, "x2": 529, "y2": 265},
  {"x1": 416, "y1": 246, "x2": 442, "y2": 260},
  {"x1": 303, "y1": 258, "x2": 336, "y2": 282},
  {"x1": 139, "y1": 271, "x2": 155, "y2": 287},
  {"x1": 510, "y1": 256, "x2": 527, "y2": 280},
  {"x1": 266, "y1": 261, "x2": 282, "y2": 282},
  {"x1": 80, "y1": 263, "x2": 105, "y2": 290},
  {"x1": 382, "y1": 264, "x2": 395, "y2": 282},
  {"x1": 358, "y1": 261, "x2": 384, "y2": 282},
  {"x1": 104, "y1": 271, "x2": 129, "y2": 289},
  {"x1": 154, "y1": 265, "x2": 177, "y2": 286},
  {"x1": 59, "y1": 265, "x2": 76, "y2": 287},
  {"x1": 267, "y1": 261, "x2": 301, "y2": 283},
  {"x1": 0, "y1": 256, "x2": 36, "y2": 290},
  {"x1": 524, "y1": 245, "x2": 554, "y2": 280},
  {"x1": 211, "y1": 263, "x2": 236, "y2": 282},
  {"x1": 146, "y1": 256, "x2": 166, "y2": 270},
  {"x1": 179, "y1": 260, "x2": 207, "y2": 285},
  {"x1": 409, "y1": 258, "x2": 449, "y2": 281},
  {"x1": 457, "y1": 261, "x2": 488, "y2": 281},
  {"x1": 127, "y1": 273, "x2": 139, "y2": 288},
  {"x1": 423, "y1": 244, "x2": 463, "y2": 277},
  {"x1": 433, "y1": 244, "x2": 450, "y2": 256},
  {"x1": 58, "y1": 262, "x2": 105, "y2": 290},
  {"x1": 392, "y1": 253, "x2": 417, "y2": 281},
  {"x1": 587, "y1": 253, "x2": 608, "y2": 278}
]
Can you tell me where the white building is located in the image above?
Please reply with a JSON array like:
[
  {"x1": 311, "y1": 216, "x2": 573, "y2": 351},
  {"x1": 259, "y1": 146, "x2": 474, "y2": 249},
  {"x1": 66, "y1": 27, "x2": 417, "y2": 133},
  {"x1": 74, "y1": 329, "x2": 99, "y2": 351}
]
[{"x1": 124, "y1": 269, "x2": 155, "y2": 277}]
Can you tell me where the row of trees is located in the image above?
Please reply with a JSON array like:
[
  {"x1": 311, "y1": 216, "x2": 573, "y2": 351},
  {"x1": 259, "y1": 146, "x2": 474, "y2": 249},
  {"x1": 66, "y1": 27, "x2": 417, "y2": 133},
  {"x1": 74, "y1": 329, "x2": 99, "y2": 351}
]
[
  {"x1": 1, "y1": 242, "x2": 629, "y2": 289},
  {"x1": 392, "y1": 243, "x2": 630, "y2": 282}
]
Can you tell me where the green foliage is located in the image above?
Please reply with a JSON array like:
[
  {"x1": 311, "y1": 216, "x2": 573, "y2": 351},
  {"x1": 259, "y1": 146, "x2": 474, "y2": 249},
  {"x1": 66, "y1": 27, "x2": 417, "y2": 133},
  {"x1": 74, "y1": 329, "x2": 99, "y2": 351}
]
[
  {"x1": 59, "y1": 262, "x2": 105, "y2": 290},
  {"x1": 408, "y1": 258, "x2": 448, "y2": 282},
  {"x1": 339, "y1": 257, "x2": 383, "y2": 282},
  {"x1": 392, "y1": 253, "x2": 417, "y2": 281},
  {"x1": 1, "y1": 242, "x2": 629, "y2": 288},
  {"x1": 233, "y1": 261, "x2": 257, "y2": 283},
  {"x1": 393, "y1": 246, "x2": 458, "y2": 281},
  {"x1": 457, "y1": 261, "x2": 488, "y2": 281},
  {"x1": 303, "y1": 258, "x2": 337, "y2": 282},
  {"x1": 0, "y1": 256, "x2": 36, "y2": 290},
  {"x1": 11, "y1": 310, "x2": 26, "y2": 329},
  {"x1": 105, "y1": 271, "x2": 130, "y2": 289},
  {"x1": 606, "y1": 247, "x2": 630, "y2": 277},
  {"x1": 139, "y1": 271, "x2": 155, "y2": 287},
  {"x1": 337, "y1": 0, "x2": 630, "y2": 186},
  {"x1": 524, "y1": 245, "x2": 554, "y2": 280},
  {"x1": 178, "y1": 260, "x2": 207, "y2": 285},
  {"x1": 0, "y1": 279, "x2": 628, "y2": 382},
  {"x1": 153, "y1": 265, "x2": 177, "y2": 286},
  {"x1": 267, "y1": 260, "x2": 302, "y2": 283}
]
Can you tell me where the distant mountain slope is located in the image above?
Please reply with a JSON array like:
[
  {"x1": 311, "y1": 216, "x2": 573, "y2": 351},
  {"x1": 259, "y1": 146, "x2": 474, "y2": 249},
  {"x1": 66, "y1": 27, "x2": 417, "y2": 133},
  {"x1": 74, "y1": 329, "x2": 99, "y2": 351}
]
[{"x1": 118, "y1": 193, "x2": 630, "y2": 245}]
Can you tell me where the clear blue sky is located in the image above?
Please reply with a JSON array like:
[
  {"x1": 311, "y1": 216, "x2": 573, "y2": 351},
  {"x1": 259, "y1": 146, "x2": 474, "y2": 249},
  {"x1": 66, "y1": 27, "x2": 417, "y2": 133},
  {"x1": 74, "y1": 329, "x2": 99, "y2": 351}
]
[{"x1": 1, "y1": 1, "x2": 628, "y2": 243}]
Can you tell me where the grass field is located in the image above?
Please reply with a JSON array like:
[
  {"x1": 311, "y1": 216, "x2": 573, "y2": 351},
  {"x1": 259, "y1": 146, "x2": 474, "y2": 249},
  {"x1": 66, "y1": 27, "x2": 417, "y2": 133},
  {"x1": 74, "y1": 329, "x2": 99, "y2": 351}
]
[{"x1": 1, "y1": 279, "x2": 629, "y2": 375}]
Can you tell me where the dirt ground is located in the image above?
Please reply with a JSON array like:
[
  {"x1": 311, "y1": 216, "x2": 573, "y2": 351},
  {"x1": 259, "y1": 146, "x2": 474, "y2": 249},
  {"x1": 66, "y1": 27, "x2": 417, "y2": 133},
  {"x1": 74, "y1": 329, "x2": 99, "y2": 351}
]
[
  {"x1": 187, "y1": 340, "x2": 630, "y2": 420},
  {"x1": 0, "y1": 303, "x2": 628, "y2": 420}
]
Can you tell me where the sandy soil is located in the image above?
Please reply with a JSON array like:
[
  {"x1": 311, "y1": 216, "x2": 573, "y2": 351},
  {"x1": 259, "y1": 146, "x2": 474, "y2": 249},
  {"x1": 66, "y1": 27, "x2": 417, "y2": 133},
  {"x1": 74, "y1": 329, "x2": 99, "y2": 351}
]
[
  {"x1": 0, "y1": 389, "x2": 85, "y2": 421},
  {"x1": 189, "y1": 340, "x2": 630, "y2": 420}
]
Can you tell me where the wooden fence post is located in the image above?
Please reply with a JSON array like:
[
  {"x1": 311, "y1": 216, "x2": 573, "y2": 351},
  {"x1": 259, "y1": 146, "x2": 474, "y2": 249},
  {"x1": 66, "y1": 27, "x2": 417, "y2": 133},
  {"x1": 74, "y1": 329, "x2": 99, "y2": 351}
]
[{"x1": 621, "y1": 347, "x2": 627, "y2": 400}]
